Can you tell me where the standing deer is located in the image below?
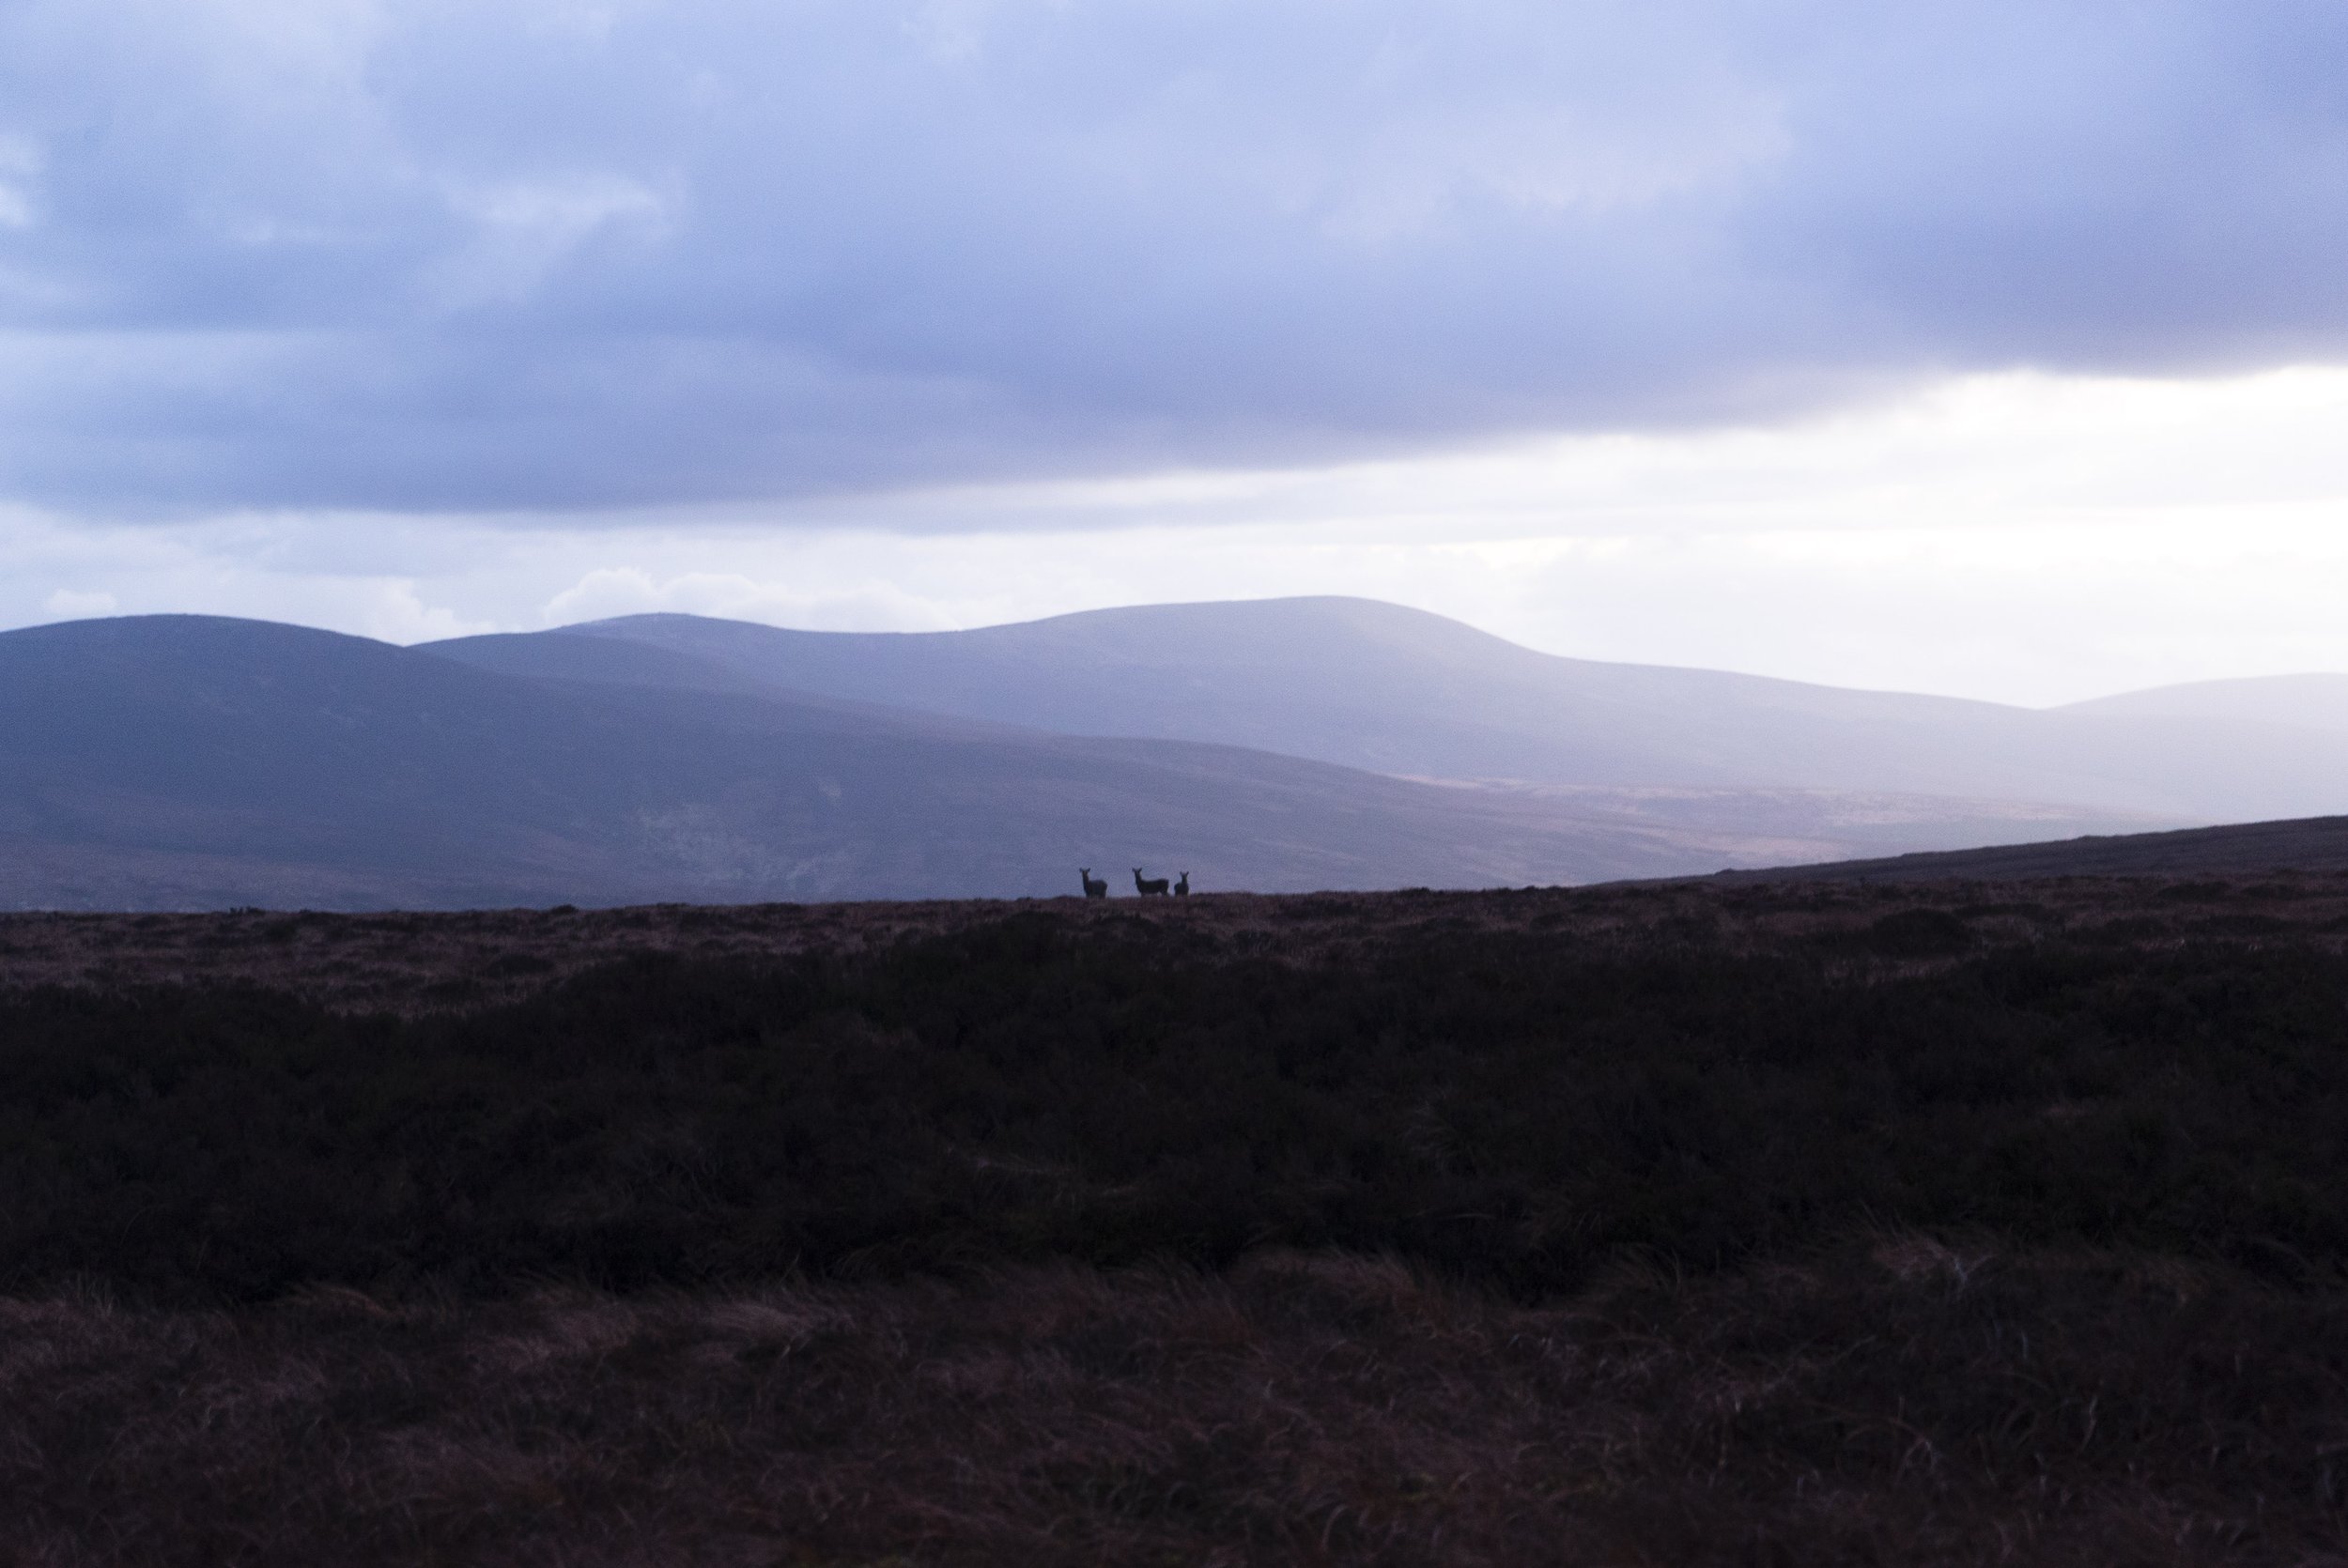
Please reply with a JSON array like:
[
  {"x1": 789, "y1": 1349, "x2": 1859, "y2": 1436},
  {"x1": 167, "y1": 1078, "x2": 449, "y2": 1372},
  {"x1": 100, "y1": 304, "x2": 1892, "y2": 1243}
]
[
  {"x1": 1132, "y1": 868, "x2": 1170, "y2": 897},
  {"x1": 1173, "y1": 871, "x2": 1190, "y2": 897},
  {"x1": 1079, "y1": 868, "x2": 1107, "y2": 899}
]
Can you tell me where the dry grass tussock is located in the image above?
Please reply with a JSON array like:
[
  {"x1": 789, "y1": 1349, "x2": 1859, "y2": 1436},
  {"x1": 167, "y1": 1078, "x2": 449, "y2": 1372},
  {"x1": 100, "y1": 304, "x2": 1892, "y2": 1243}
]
[{"x1": 6, "y1": 1248, "x2": 2346, "y2": 1567}]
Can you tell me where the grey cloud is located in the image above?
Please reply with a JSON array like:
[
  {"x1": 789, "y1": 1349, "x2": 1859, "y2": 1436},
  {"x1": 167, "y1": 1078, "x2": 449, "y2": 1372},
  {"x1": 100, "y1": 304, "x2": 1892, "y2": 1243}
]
[{"x1": 2, "y1": 0, "x2": 2344, "y2": 515}]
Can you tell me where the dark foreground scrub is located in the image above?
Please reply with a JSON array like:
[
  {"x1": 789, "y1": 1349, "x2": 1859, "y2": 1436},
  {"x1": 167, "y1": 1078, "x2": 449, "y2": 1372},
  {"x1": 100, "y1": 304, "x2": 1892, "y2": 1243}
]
[
  {"x1": 6, "y1": 882, "x2": 2348, "y2": 1563},
  {"x1": 2, "y1": 912, "x2": 2346, "y2": 1299},
  {"x1": 7, "y1": 1252, "x2": 2348, "y2": 1567}
]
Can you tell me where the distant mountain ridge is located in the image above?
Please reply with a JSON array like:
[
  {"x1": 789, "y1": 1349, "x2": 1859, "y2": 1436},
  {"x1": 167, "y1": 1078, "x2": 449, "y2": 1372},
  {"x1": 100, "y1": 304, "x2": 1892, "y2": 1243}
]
[
  {"x1": 5, "y1": 613, "x2": 2135, "y2": 911},
  {"x1": 2054, "y1": 672, "x2": 2348, "y2": 733},
  {"x1": 7, "y1": 601, "x2": 2343, "y2": 911},
  {"x1": 434, "y1": 597, "x2": 2348, "y2": 822}
]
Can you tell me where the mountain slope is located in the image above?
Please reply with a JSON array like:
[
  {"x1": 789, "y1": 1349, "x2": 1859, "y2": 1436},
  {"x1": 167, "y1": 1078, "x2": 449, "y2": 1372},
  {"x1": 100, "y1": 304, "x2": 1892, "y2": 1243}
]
[
  {"x1": 2057, "y1": 673, "x2": 2348, "y2": 734},
  {"x1": 481, "y1": 599, "x2": 2348, "y2": 822},
  {"x1": 1708, "y1": 813, "x2": 2348, "y2": 884},
  {"x1": 2, "y1": 614, "x2": 2035, "y2": 910},
  {"x1": 429, "y1": 623, "x2": 2176, "y2": 857}
]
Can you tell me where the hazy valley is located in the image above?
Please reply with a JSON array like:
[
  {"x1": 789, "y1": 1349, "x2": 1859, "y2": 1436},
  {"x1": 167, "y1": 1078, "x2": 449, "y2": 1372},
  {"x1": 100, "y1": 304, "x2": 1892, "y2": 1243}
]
[{"x1": 13, "y1": 596, "x2": 2348, "y2": 910}]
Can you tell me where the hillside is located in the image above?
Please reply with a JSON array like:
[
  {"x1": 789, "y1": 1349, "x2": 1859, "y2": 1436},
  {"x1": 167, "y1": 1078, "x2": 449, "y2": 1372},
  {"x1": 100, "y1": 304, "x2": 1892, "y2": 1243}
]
[
  {"x1": 1708, "y1": 812, "x2": 2348, "y2": 884},
  {"x1": 22, "y1": 606, "x2": 2348, "y2": 911},
  {"x1": 447, "y1": 598, "x2": 2348, "y2": 822},
  {"x1": 2057, "y1": 670, "x2": 2348, "y2": 732},
  {"x1": 2, "y1": 614, "x2": 2050, "y2": 910}
]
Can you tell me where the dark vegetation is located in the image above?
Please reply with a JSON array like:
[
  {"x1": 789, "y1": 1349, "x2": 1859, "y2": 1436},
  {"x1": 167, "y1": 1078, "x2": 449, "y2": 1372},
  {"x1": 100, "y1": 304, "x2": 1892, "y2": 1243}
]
[
  {"x1": 8, "y1": 877, "x2": 2348, "y2": 1563},
  {"x1": 8, "y1": 907, "x2": 2348, "y2": 1301},
  {"x1": 11, "y1": 1252, "x2": 2341, "y2": 1567}
]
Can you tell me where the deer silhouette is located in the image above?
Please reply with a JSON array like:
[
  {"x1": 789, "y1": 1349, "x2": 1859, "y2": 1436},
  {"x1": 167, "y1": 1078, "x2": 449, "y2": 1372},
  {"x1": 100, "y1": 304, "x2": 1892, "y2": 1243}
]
[
  {"x1": 1079, "y1": 868, "x2": 1107, "y2": 899},
  {"x1": 1173, "y1": 871, "x2": 1190, "y2": 897},
  {"x1": 1133, "y1": 868, "x2": 1170, "y2": 897}
]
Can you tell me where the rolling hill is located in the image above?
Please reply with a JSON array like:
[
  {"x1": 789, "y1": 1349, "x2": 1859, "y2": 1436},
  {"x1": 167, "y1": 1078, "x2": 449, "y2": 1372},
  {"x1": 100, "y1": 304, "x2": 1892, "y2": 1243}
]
[
  {"x1": 2054, "y1": 672, "x2": 2348, "y2": 733},
  {"x1": 447, "y1": 598, "x2": 2348, "y2": 822},
  {"x1": 16, "y1": 604, "x2": 2348, "y2": 910},
  {"x1": 4, "y1": 614, "x2": 2090, "y2": 910}
]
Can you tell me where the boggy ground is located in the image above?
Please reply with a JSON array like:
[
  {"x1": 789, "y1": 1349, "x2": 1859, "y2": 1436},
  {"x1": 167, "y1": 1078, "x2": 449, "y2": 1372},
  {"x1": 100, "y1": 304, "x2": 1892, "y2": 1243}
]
[{"x1": 8, "y1": 876, "x2": 2348, "y2": 1563}]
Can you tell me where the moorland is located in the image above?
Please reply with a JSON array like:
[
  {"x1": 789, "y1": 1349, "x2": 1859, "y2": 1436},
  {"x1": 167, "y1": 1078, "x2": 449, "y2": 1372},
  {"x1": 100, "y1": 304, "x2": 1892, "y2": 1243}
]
[{"x1": 7, "y1": 875, "x2": 2348, "y2": 1563}]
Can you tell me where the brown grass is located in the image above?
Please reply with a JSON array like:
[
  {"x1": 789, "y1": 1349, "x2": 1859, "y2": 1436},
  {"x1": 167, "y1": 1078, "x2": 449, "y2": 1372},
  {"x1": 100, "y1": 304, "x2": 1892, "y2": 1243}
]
[
  {"x1": 7, "y1": 872, "x2": 2348, "y2": 1013},
  {"x1": 7, "y1": 1246, "x2": 2345, "y2": 1566}
]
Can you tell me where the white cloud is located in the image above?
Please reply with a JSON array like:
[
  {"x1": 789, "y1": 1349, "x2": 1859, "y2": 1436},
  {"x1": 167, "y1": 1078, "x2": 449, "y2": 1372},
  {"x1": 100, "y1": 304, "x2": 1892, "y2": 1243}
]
[
  {"x1": 428, "y1": 173, "x2": 670, "y2": 308},
  {"x1": 0, "y1": 134, "x2": 40, "y2": 229},
  {"x1": 353, "y1": 580, "x2": 497, "y2": 642},
  {"x1": 541, "y1": 566, "x2": 963, "y2": 631},
  {"x1": 40, "y1": 587, "x2": 116, "y2": 618}
]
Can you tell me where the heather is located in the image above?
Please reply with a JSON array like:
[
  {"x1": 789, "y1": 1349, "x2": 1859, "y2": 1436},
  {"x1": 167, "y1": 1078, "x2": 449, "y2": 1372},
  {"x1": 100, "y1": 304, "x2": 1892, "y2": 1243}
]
[
  {"x1": 7, "y1": 1251, "x2": 2341, "y2": 1566},
  {"x1": 6, "y1": 894, "x2": 2348, "y2": 1301},
  {"x1": 6, "y1": 879, "x2": 2348, "y2": 1562}
]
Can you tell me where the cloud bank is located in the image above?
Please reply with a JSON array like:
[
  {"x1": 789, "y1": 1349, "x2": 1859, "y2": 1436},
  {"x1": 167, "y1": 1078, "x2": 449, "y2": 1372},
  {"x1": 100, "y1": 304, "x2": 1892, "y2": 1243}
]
[{"x1": 3, "y1": 0, "x2": 2345, "y2": 515}]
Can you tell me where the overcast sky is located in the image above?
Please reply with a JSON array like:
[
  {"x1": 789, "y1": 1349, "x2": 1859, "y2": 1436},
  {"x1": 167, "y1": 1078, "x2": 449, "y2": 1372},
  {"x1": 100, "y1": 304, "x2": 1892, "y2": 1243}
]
[{"x1": 5, "y1": 0, "x2": 2346, "y2": 702}]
